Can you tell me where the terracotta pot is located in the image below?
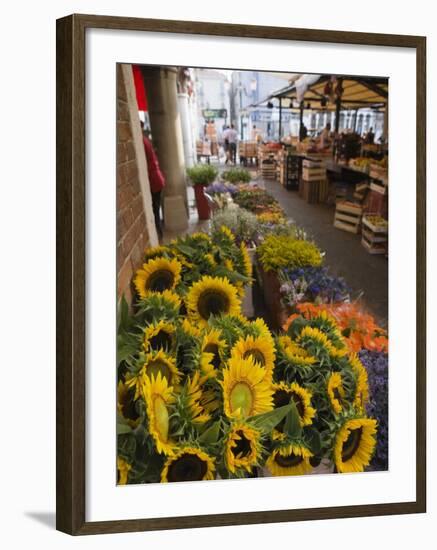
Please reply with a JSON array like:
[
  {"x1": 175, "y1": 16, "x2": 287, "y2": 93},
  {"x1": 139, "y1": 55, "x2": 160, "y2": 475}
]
[{"x1": 194, "y1": 183, "x2": 211, "y2": 220}]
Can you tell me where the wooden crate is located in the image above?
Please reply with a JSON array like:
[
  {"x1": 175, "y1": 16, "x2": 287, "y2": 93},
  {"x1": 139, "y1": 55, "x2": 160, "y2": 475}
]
[
  {"x1": 318, "y1": 179, "x2": 329, "y2": 203},
  {"x1": 302, "y1": 179, "x2": 321, "y2": 204},
  {"x1": 334, "y1": 201, "x2": 363, "y2": 234},
  {"x1": 260, "y1": 159, "x2": 277, "y2": 179},
  {"x1": 302, "y1": 167, "x2": 327, "y2": 181},
  {"x1": 361, "y1": 232, "x2": 388, "y2": 254}
]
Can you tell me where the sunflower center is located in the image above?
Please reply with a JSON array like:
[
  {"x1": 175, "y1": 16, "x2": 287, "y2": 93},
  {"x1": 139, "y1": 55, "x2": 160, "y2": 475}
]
[
  {"x1": 204, "y1": 343, "x2": 221, "y2": 369},
  {"x1": 243, "y1": 349, "x2": 265, "y2": 366},
  {"x1": 153, "y1": 396, "x2": 169, "y2": 442},
  {"x1": 273, "y1": 389, "x2": 290, "y2": 409},
  {"x1": 147, "y1": 359, "x2": 172, "y2": 383},
  {"x1": 333, "y1": 386, "x2": 343, "y2": 402},
  {"x1": 198, "y1": 290, "x2": 230, "y2": 320},
  {"x1": 146, "y1": 269, "x2": 175, "y2": 292},
  {"x1": 273, "y1": 389, "x2": 291, "y2": 432},
  {"x1": 149, "y1": 330, "x2": 172, "y2": 351},
  {"x1": 342, "y1": 427, "x2": 363, "y2": 462},
  {"x1": 229, "y1": 382, "x2": 254, "y2": 417},
  {"x1": 232, "y1": 431, "x2": 252, "y2": 459},
  {"x1": 167, "y1": 453, "x2": 208, "y2": 482},
  {"x1": 275, "y1": 451, "x2": 303, "y2": 468}
]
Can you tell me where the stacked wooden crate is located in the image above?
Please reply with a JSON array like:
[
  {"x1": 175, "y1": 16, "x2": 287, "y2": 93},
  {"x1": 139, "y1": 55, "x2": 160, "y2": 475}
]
[
  {"x1": 239, "y1": 141, "x2": 258, "y2": 165},
  {"x1": 361, "y1": 215, "x2": 388, "y2": 254},
  {"x1": 301, "y1": 159, "x2": 327, "y2": 204},
  {"x1": 334, "y1": 201, "x2": 363, "y2": 234},
  {"x1": 258, "y1": 146, "x2": 278, "y2": 179}
]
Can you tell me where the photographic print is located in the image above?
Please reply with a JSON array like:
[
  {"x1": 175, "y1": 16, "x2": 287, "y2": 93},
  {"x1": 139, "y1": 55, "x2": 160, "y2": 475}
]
[{"x1": 116, "y1": 64, "x2": 389, "y2": 485}]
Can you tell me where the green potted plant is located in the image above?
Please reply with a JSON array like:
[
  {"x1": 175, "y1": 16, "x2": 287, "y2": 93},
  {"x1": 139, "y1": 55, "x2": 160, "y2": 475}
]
[
  {"x1": 220, "y1": 167, "x2": 251, "y2": 184},
  {"x1": 186, "y1": 164, "x2": 218, "y2": 220}
]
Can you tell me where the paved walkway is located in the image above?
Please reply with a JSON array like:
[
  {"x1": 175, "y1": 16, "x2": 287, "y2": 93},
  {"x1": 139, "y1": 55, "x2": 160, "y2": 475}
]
[{"x1": 259, "y1": 177, "x2": 388, "y2": 325}]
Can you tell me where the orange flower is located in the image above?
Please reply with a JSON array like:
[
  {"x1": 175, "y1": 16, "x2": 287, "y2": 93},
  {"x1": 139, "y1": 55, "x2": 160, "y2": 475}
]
[
  {"x1": 282, "y1": 313, "x2": 300, "y2": 332},
  {"x1": 288, "y1": 302, "x2": 388, "y2": 354}
]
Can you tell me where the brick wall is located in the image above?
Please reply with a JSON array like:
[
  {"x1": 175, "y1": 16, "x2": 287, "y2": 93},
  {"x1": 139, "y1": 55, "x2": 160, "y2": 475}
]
[{"x1": 117, "y1": 65, "x2": 152, "y2": 305}]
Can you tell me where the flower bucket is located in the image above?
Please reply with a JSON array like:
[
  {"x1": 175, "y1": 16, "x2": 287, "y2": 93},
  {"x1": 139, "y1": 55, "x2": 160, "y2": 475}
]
[
  {"x1": 257, "y1": 264, "x2": 289, "y2": 330},
  {"x1": 194, "y1": 183, "x2": 211, "y2": 220}
]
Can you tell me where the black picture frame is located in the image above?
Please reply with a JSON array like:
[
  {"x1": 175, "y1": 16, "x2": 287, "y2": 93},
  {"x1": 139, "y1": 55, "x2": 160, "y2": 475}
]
[{"x1": 56, "y1": 13, "x2": 426, "y2": 535}]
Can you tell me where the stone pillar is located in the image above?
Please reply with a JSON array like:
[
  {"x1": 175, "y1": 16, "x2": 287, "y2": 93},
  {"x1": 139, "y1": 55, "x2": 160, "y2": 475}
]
[
  {"x1": 141, "y1": 66, "x2": 188, "y2": 231},
  {"x1": 178, "y1": 92, "x2": 195, "y2": 168}
]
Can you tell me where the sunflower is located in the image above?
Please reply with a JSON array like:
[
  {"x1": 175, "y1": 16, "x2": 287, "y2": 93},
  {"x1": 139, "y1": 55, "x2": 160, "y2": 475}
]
[
  {"x1": 219, "y1": 225, "x2": 235, "y2": 241},
  {"x1": 137, "y1": 289, "x2": 181, "y2": 320},
  {"x1": 204, "y1": 253, "x2": 217, "y2": 268},
  {"x1": 231, "y1": 334, "x2": 275, "y2": 379},
  {"x1": 276, "y1": 335, "x2": 294, "y2": 351},
  {"x1": 272, "y1": 381, "x2": 316, "y2": 428},
  {"x1": 201, "y1": 328, "x2": 227, "y2": 370},
  {"x1": 186, "y1": 275, "x2": 241, "y2": 326},
  {"x1": 143, "y1": 320, "x2": 176, "y2": 352},
  {"x1": 141, "y1": 372, "x2": 175, "y2": 456},
  {"x1": 297, "y1": 326, "x2": 347, "y2": 359},
  {"x1": 327, "y1": 372, "x2": 345, "y2": 414},
  {"x1": 248, "y1": 318, "x2": 276, "y2": 356},
  {"x1": 117, "y1": 456, "x2": 132, "y2": 485},
  {"x1": 144, "y1": 245, "x2": 172, "y2": 261},
  {"x1": 199, "y1": 352, "x2": 217, "y2": 382},
  {"x1": 134, "y1": 257, "x2": 182, "y2": 298},
  {"x1": 240, "y1": 242, "x2": 253, "y2": 279},
  {"x1": 180, "y1": 318, "x2": 202, "y2": 339},
  {"x1": 266, "y1": 444, "x2": 313, "y2": 477},
  {"x1": 126, "y1": 350, "x2": 181, "y2": 398},
  {"x1": 334, "y1": 417, "x2": 377, "y2": 473},
  {"x1": 159, "y1": 289, "x2": 182, "y2": 309},
  {"x1": 161, "y1": 446, "x2": 215, "y2": 482},
  {"x1": 221, "y1": 355, "x2": 273, "y2": 419},
  {"x1": 184, "y1": 371, "x2": 211, "y2": 425},
  {"x1": 190, "y1": 232, "x2": 212, "y2": 244},
  {"x1": 117, "y1": 380, "x2": 141, "y2": 427},
  {"x1": 349, "y1": 354, "x2": 370, "y2": 409},
  {"x1": 143, "y1": 349, "x2": 180, "y2": 385},
  {"x1": 282, "y1": 339, "x2": 317, "y2": 367},
  {"x1": 225, "y1": 422, "x2": 262, "y2": 474},
  {"x1": 224, "y1": 258, "x2": 235, "y2": 272}
]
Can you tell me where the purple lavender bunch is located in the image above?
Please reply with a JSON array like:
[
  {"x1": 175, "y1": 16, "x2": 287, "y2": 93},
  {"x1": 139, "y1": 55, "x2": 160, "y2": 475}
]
[
  {"x1": 280, "y1": 266, "x2": 350, "y2": 306},
  {"x1": 204, "y1": 182, "x2": 237, "y2": 195},
  {"x1": 359, "y1": 350, "x2": 389, "y2": 471}
]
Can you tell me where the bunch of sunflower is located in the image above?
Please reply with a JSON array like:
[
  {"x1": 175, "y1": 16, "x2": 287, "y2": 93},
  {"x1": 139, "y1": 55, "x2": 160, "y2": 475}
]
[
  {"x1": 117, "y1": 231, "x2": 378, "y2": 485},
  {"x1": 273, "y1": 311, "x2": 378, "y2": 474},
  {"x1": 133, "y1": 228, "x2": 252, "y2": 301}
]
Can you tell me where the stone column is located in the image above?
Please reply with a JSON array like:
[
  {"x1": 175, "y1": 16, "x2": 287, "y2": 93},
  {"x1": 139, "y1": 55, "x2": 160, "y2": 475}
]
[
  {"x1": 177, "y1": 92, "x2": 195, "y2": 168},
  {"x1": 141, "y1": 66, "x2": 189, "y2": 232}
]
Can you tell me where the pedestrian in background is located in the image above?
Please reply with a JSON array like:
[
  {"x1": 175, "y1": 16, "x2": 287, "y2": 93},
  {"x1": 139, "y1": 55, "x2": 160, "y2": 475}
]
[
  {"x1": 223, "y1": 124, "x2": 238, "y2": 164},
  {"x1": 141, "y1": 122, "x2": 165, "y2": 239}
]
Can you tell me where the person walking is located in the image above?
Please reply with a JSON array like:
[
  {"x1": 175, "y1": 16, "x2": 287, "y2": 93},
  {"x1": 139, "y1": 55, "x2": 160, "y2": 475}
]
[
  {"x1": 141, "y1": 124, "x2": 165, "y2": 239},
  {"x1": 223, "y1": 124, "x2": 238, "y2": 164}
]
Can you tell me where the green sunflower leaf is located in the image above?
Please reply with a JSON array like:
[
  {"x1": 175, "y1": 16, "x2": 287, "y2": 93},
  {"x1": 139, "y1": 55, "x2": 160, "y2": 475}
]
[
  {"x1": 283, "y1": 400, "x2": 302, "y2": 439},
  {"x1": 117, "y1": 413, "x2": 133, "y2": 435},
  {"x1": 248, "y1": 404, "x2": 292, "y2": 433},
  {"x1": 305, "y1": 426, "x2": 322, "y2": 454},
  {"x1": 198, "y1": 420, "x2": 221, "y2": 445}
]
